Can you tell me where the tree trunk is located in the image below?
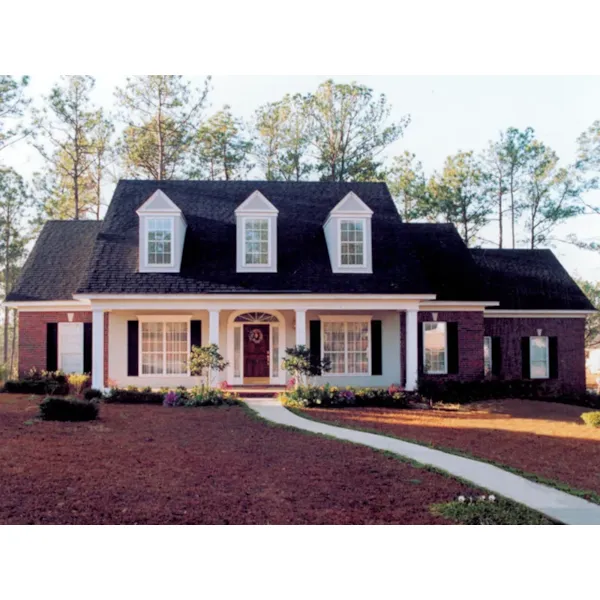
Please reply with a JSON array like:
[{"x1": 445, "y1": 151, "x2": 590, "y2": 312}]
[
  {"x1": 498, "y1": 185, "x2": 503, "y2": 248},
  {"x1": 510, "y1": 173, "x2": 516, "y2": 248}
]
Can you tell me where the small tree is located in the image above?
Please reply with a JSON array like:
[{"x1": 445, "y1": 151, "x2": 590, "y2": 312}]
[
  {"x1": 188, "y1": 344, "x2": 229, "y2": 388},
  {"x1": 282, "y1": 345, "x2": 331, "y2": 388}
]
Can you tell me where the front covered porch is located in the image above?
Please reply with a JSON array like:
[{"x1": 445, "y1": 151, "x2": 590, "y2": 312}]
[{"x1": 83, "y1": 295, "x2": 427, "y2": 392}]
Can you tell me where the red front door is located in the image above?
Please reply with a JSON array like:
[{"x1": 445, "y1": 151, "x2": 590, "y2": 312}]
[{"x1": 244, "y1": 324, "x2": 270, "y2": 378}]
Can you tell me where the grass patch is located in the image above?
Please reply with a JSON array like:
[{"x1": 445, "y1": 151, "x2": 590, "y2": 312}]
[
  {"x1": 431, "y1": 498, "x2": 555, "y2": 525},
  {"x1": 289, "y1": 406, "x2": 600, "y2": 506}
]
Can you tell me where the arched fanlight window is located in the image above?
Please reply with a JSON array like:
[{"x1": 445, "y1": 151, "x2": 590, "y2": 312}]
[{"x1": 234, "y1": 312, "x2": 279, "y2": 323}]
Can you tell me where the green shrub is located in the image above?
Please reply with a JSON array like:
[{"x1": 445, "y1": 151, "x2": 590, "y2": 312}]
[
  {"x1": 581, "y1": 411, "x2": 600, "y2": 427},
  {"x1": 39, "y1": 396, "x2": 99, "y2": 422},
  {"x1": 418, "y1": 379, "x2": 600, "y2": 407},
  {"x1": 104, "y1": 388, "x2": 164, "y2": 404},
  {"x1": 83, "y1": 388, "x2": 103, "y2": 400},
  {"x1": 182, "y1": 386, "x2": 238, "y2": 407},
  {"x1": 3, "y1": 369, "x2": 69, "y2": 395},
  {"x1": 281, "y1": 384, "x2": 418, "y2": 409}
]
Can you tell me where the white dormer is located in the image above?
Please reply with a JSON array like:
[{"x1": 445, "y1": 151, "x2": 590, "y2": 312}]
[
  {"x1": 136, "y1": 189, "x2": 187, "y2": 273},
  {"x1": 235, "y1": 190, "x2": 278, "y2": 273},
  {"x1": 324, "y1": 191, "x2": 374, "y2": 274}
]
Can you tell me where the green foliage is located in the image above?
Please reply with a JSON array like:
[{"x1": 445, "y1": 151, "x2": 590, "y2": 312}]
[
  {"x1": 182, "y1": 386, "x2": 239, "y2": 407},
  {"x1": 115, "y1": 75, "x2": 210, "y2": 180},
  {"x1": 188, "y1": 344, "x2": 229, "y2": 387},
  {"x1": 105, "y1": 388, "x2": 163, "y2": 404},
  {"x1": 188, "y1": 105, "x2": 253, "y2": 180},
  {"x1": 581, "y1": 411, "x2": 600, "y2": 427},
  {"x1": 430, "y1": 496, "x2": 553, "y2": 525},
  {"x1": 254, "y1": 94, "x2": 312, "y2": 181},
  {"x1": 83, "y1": 388, "x2": 103, "y2": 400},
  {"x1": 281, "y1": 384, "x2": 416, "y2": 409},
  {"x1": 386, "y1": 151, "x2": 430, "y2": 221},
  {"x1": 0, "y1": 76, "x2": 30, "y2": 153},
  {"x1": 39, "y1": 396, "x2": 99, "y2": 422},
  {"x1": 575, "y1": 278, "x2": 600, "y2": 348},
  {"x1": 418, "y1": 379, "x2": 600, "y2": 408},
  {"x1": 426, "y1": 151, "x2": 493, "y2": 246},
  {"x1": 31, "y1": 76, "x2": 110, "y2": 223},
  {"x1": 306, "y1": 80, "x2": 410, "y2": 182},
  {"x1": 282, "y1": 345, "x2": 331, "y2": 387},
  {"x1": 3, "y1": 369, "x2": 69, "y2": 395}
]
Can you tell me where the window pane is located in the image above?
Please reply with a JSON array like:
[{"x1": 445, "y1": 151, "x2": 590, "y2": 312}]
[
  {"x1": 147, "y1": 218, "x2": 172, "y2": 265},
  {"x1": 272, "y1": 325, "x2": 279, "y2": 378},
  {"x1": 166, "y1": 322, "x2": 188, "y2": 375},
  {"x1": 324, "y1": 322, "x2": 346, "y2": 374},
  {"x1": 323, "y1": 320, "x2": 370, "y2": 375},
  {"x1": 484, "y1": 336, "x2": 492, "y2": 376},
  {"x1": 424, "y1": 322, "x2": 447, "y2": 374},
  {"x1": 340, "y1": 220, "x2": 365, "y2": 266},
  {"x1": 530, "y1": 337, "x2": 549, "y2": 378},
  {"x1": 244, "y1": 219, "x2": 269, "y2": 265},
  {"x1": 141, "y1": 322, "x2": 164, "y2": 374}
]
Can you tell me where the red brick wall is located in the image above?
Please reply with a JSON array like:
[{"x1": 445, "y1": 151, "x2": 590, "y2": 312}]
[
  {"x1": 484, "y1": 317, "x2": 586, "y2": 394},
  {"x1": 18, "y1": 311, "x2": 109, "y2": 386},
  {"x1": 418, "y1": 311, "x2": 485, "y2": 382}
]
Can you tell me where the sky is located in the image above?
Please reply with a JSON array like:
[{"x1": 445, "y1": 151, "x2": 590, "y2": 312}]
[{"x1": 4, "y1": 74, "x2": 600, "y2": 281}]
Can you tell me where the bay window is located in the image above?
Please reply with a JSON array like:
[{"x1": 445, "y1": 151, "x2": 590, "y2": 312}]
[
  {"x1": 140, "y1": 319, "x2": 189, "y2": 375},
  {"x1": 322, "y1": 318, "x2": 370, "y2": 375},
  {"x1": 423, "y1": 322, "x2": 447, "y2": 374}
]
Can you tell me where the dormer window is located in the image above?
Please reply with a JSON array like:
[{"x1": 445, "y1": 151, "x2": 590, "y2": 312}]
[
  {"x1": 147, "y1": 217, "x2": 174, "y2": 266},
  {"x1": 323, "y1": 192, "x2": 373, "y2": 274},
  {"x1": 244, "y1": 218, "x2": 270, "y2": 266},
  {"x1": 136, "y1": 189, "x2": 186, "y2": 273},
  {"x1": 340, "y1": 219, "x2": 365, "y2": 267},
  {"x1": 235, "y1": 190, "x2": 278, "y2": 273}
]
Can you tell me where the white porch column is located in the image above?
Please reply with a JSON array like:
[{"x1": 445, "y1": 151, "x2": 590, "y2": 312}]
[
  {"x1": 209, "y1": 310, "x2": 220, "y2": 345},
  {"x1": 91, "y1": 309, "x2": 105, "y2": 390},
  {"x1": 405, "y1": 309, "x2": 419, "y2": 391},
  {"x1": 295, "y1": 310, "x2": 307, "y2": 346}
]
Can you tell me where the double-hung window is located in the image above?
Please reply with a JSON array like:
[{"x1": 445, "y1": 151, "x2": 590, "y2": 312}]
[
  {"x1": 529, "y1": 336, "x2": 549, "y2": 379},
  {"x1": 423, "y1": 322, "x2": 447, "y2": 374},
  {"x1": 340, "y1": 219, "x2": 365, "y2": 266},
  {"x1": 147, "y1": 218, "x2": 173, "y2": 266},
  {"x1": 322, "y1": 319, "x2": 370, "y2": 375},
  {"x1": 244, "y1": 218, "x2": 270, "y2": 266},
  {"x1": 141, "y1": 320, "x2": 189, "y2": 375}
]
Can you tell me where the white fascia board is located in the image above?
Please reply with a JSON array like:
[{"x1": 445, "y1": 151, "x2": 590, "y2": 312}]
[
  {"x1": 73, "y1": 293, "x2": 437, "y2": 301},
  {"x1": 484, "y1": 309, "x2": 595, "y2": 318},
  {"x1": 3, "y1": 300, "x2": 91, "y2": 311},
  {"x1": 420, "y1": 301, "x2": 501, "y2": 311}
]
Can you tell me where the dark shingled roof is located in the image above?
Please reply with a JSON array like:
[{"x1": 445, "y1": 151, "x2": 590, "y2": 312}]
[
  {"x1": 6, "y1": 180, "x2": 595, "y2": 312},
  {"x1": 6, "y1": 220, "x2": 103, "y2": 302},
  {"x1": 76, "y1": 179, "x2": 462, "y2": 297},
  {"x1": 471, "y1": 249, "x2": 595, "y2": 311}
]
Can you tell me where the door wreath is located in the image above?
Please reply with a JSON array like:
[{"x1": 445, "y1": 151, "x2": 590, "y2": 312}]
[{"x1": 248, "y1": 328, "x2": 264, "y2": 344}]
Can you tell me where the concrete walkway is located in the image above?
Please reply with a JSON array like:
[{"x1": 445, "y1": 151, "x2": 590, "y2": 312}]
[{"x1": 245, "y1": 397, "x2": 600, "y2": 525}]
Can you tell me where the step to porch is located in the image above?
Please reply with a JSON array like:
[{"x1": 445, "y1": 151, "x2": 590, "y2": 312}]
[{"x1": 231, "y1": 386, "x2": 286, "y2": 399}]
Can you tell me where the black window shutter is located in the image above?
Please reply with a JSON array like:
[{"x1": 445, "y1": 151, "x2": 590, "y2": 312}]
[
  {"x1": 190, "y1": 320, "x2": 202, "y2": 348},
  {"x1": 521, "y1": 337, "x2": 530, "y2": 378},
  {"x1": 447, "y1": 322, "x2": 459, "y2": 374},
  {"x1": 127, "y1": 320, "x2": 139, "y2": 376},
  {"x1": 309, "y1": 320, "x2": 321, "y2": 366},
  {"x1": 491, "y1": 336, "x2": 502, "y2": 377},
  {"x1": 46, "y1": 323, "x2": 58, "y2": 371},
  {"x1": 83, "y1": 322, "x2": 92, "y2": 374},
  {"x1": 371, "y1": 320, "x2": 383, "y2": 375},
  {"x1": 549, "y1": 337, "x2": 558, "y2": 379},
  {"x1": 417, "y1": 322, "x2": 423, "y2": 374}
]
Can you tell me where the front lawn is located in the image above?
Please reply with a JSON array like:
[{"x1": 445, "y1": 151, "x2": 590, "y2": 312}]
[
  {"x1": 296, "y1": 399, "x2": 600, "y2": 501},
  {"x1": 0, "y1": 394, "x2": 514, "y2": 525}
]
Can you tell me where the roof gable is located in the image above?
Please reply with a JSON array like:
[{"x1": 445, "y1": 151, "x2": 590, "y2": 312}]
[
  {"x1": 328, "y1": 191, "x2": 373, "y2": 218},
  {"x1": 235, "y1": 190, "x2": 278, "y2": 214},
  {"x1": 136, "y1": 189, "x2": 181, "y2": 214}
]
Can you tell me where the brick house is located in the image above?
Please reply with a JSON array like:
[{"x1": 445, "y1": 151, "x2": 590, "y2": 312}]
[{"x1": 4, "y1": 180, "x2": 595, "y2": 394}]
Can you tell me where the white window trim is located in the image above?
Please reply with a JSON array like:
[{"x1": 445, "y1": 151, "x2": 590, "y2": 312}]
[
  {"x1": 242, "y1": 216, "x2": 272, "y2": 268},
  {"x1": 144, "y1": 216, "x2": 175, "y2": 268},
  {"x1": 320, "y1": 315, "x2": 372, "y2": 376},
  {"x1": 338, "y1": 218, "x2": 367, "y2": 269},
  {"x1": 529, "y1": 336, "x2": 549, "y2": 379},
  {"x1": 484, "y1": 335, "x2": 492, "y2": 377},
  {"x1": 138, "y1": 315, "x2": 191, "y2": 377},
  {"x1": 423, "y1": 321, "x2": 448, "y2": 375}
]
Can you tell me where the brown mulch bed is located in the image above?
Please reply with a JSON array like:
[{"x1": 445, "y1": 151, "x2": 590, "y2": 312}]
[
  {"x1": 0, "y1": 395, "x2": 482, "y2": 525},
  {"x1": 300, "y1": 399, "x2": 600, "y2": 496}
]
